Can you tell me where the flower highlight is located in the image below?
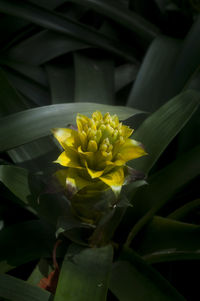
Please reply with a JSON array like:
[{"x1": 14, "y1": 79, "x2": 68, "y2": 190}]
[{"x1": 52, "y1": 111, "x2": 147, "y2": 197}]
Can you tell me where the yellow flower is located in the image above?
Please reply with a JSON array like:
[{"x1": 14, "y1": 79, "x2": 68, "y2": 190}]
[{"x1": 52, "y1": 111, "x2": 147, "y2": 198}]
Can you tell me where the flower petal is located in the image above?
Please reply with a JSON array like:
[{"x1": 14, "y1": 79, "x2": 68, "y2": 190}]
[
  {"x1": 100, "y1": 167, "x2": 124, "y2": 197},
  {"x1": 85, "y1": 160, "x2": 105, "y2": 179},
  {"x1": 121, "y1": 125, "x2": 133, "y2": 138},
  {"x1": 52, "y1": 128, "x2": 79, "y2": 148},
  {"x1": 65, "y1": 168, "x2": 92, "y2": 197},
  {"x1": 116, "y1": 139, "x2": 147, "y2": 162},
  {"x1": 54, "y1": 147, "x2": 82, "y2": 168}
]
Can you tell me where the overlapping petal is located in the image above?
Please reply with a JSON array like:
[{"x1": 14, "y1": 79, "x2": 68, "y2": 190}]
[
  {"x1": 52, "y1": 111, "x2": 147, "y2": 201},
  {"x1": 54, "y1": 147, "x2": 82, "y2": 169},
  {"x1": 116, "y1": 139, "x2": 147, "y2": 162},
  {"x1": 52, "y1": 128, "x2": 79, "y2": 148},
  {"x1": 100, "y1": 167, "x2": 124, "y2": 196}
]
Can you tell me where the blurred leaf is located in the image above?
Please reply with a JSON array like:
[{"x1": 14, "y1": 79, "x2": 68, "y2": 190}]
[
  {"x1": 131, "y1": 90, "x2": 200, "y2": 173},
  {"x1": 0, "y1": 273, "x2": 52, "y2": 301},
  {"x1": 54, "y1": 245, "x2": 113, "y2": 301},
  {"x1": 0, "y1": 165, "x2": 30, "y2": 206},
  {"x1": 127, "y1": 36, "x2": 182, "y2": 111},
  {"x1": 168, "y1": 199, "x2": 200, "y2": 221},
  {"x1": 0, "y1": 68, "x2": 27, "y2": 116},
  {"x1": 0, "y1": 103, "x2": 143, "y2": 152},
  {"x1": 170, "y1": 15, "x2": 200, "y2": 94},
  {"x1": 74, "y1": 52, "x2": 114, "y2": 104},
  {"x1": 110, "y1": 248, "x2": 186, "y2": 301},
  {"x1": 27, "y1": 259, "x2": 53, "y2": 286},
  {"x1": 0, "y1": 0, "x2": 137, "y2": 62},
  {"x1": 125, "y1": 144, "x2": 200, "y2": 246},
  {"x1": 136, "y1": 216, "x2": 200, "y2": 264},
  {"x1": 45, "y1": 62, "x2": 74, "y2": 104},
  {"x1": 69, "y1": 0, "x2": 159, "y2": 41},
  {"x1": 0, "y1": 67, "x2": 58, "y2": 170},
  {"x1": 5, "y1": 30, "x2": 89, "y2": 65},
  {"x1": 0, "y1": 220, "x2": 54, "y2": 273},
  {"x1": 4, "y1": 67, "x2": 50, "y2": 106},
  {"x1": 115, "y1": 63, "x2": 139, "y2": 92},
  {"x1": 29, "y1": 0, "x2": 65, "y2": 9},
  {"x1": 0, "y1": 58, "x2": 48, "y2": 87}
]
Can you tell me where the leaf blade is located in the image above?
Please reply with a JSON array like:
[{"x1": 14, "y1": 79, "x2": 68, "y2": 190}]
[
  {"x1": 0, "y1": 103, "x2": 143, "y2": 151},
  {"x1": 54, "y1": 245, "x2": 113, "y2": 301}
]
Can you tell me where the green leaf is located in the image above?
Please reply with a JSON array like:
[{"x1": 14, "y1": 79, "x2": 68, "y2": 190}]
[
  {"x1": 125, "y1": 144, "x2": 200, "y2": 246},
  {"x1": 0, "y1": 67, "x2": 58, "y2": 170},
  {"x1": 131, "y1": 90, "x2": 200, "y2": 173},
  {"x1": 4, "y1": 67, "x2": 50, "y2": 106},
  {"x1": 27, "y1": 259, "x2": 53, "y2": 286},
  {"x1": 0, "y1": 220, "x2": 54, "y2": 273},
  {"x1": 167, "y1": 199, "x2": 200, "y2": 221},
  {"x1": 74, "y1": 53, "x2": 114, "y2": 104},
  {"x1": 0, "y1": 58, "x2": 48, "y2": 87},
  {"x1": 0, "y1": 0, "x2": 137, "y2": 62},
  {"x1": 54, "y1": 245, "x2": 113, "y2": 301},
  {"x1": 136, "y1": 216, "x2": 200, "y2": 264},
  {"x1": 68, "y1": 0, "x2": 159, "y2": 41},
  {"x1": 127, "y1": 36, "x2": 182, "y2": 111},
  {"x1": 6, "y1": 29, "x2": 89, "y2": 65},
  {"x1": 110, "y1": 248, "x2": 186, "y2": 301},
  {"x1": 45, "y1": 62, "x2": 74, "y2": 104},
  {"x1": 115, "y1": 63, "x2": 139, "y2": 92},
  {"x1": 0, "y1": 165, "x2": 30, "y2": 206},
  {"x1": 0, "y1": 103, "x2": 143, "y2": 151},
  {"x1": 0, "y1": 68, "x2": 27, "y2": 116},
  {"x1": 170, "y1": 15, "x2": 200, "y2": 94},
  {"x1": 0, "y1": 273, "x2": 52, "y2": 301}
]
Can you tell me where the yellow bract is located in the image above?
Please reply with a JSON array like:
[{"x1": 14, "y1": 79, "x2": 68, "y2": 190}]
[{"x1": 52, "y1": 111, "x2": 147, "y2": 197}]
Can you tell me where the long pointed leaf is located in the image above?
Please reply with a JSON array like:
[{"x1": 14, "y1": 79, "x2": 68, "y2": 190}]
[
  {"x1": 0, "y1": 220, "x2": 54, "y2": 273},
  {"x1": 137, "y1": 216, "x2": 200, "y2": 264},
  {"x1": 69, "y1": 0, "x2": 159, "y2": 41},
  {"x1": 125, "y1": 144, "x2": 200, "y2": 246},
  {"x1": 0, "y1": 0, "x2": 137, "y2": 62},
  {"x1": 110, "y1": 248, "x2": 186, "y2": 301},
  {"x1": 0, "y1": 103, "x2": 143, "y2": 152},
  {"x1": 131, "y1": 90, "x2": 200, "y2": 173},
  {"x1": 127, "y1": 36, "x2": 182, "y2": 111},
  {"x1": 54, "y1": 245, "x2": 113, "y2": 301},
  {"x1": 74, "y1": 53, "x2": 114, "y2": 104},
  {"x1": 0, "y1": 273, "x2": 52, "y2": 301}
]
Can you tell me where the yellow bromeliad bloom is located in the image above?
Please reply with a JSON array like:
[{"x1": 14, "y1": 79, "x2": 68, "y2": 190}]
[{"x1": 52, "y1": 111, "x2": 146, "y2": 198}]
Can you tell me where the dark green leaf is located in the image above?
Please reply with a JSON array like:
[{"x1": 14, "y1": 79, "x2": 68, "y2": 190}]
[
  {"x1": 74, "y1": 52, "x2": 114, "y2": 104},
  {"x1": 125, "y1": 144, "x2": 200, "y2": 246},
  {"x1": 170, "y1": 15, "x2": 200, "y2": 94},
  {"x1": 131, "y1": 90, "x2": 200, "y2": 173},
  {"x1": 4, "y1": 67, "x2": 50, "y2": 106},
  {"x1": 27, "y1": 259, "x2": 53, "y2": 286},
  {"x1": 168, "y1": 199, "x2": 200, "y2": 221},
  {"x1": 0, "y1": 165, "x2": 30, "y2": 206},
  {"x1": 115, "y1": 63, "x2": 139, "y2": 92},
  {"x1": 6, "y1": 30, "x2": 89, "y2": 65},
  {"x1": 54, "y1": 245, "x2": 113, "y2": 301},
  {"x1": 0, "y1": 58, "x2": 48, "y2": 87},
  {"x1": 136, "y1": 216, "x2": 200, "y2": 264},
  {"x1": 45, "y1": 62, "x2": 74, "y2": 104},
  {"x1": 0, "y1": 273, "x2": 52, "y2": 301},
  {"x1": 110, "y1": 248, "x2": 186, "y2": 301},
  {"x1": 0, "y1": 220, "x2": 54, "y2": 273},
  {"x1": 0, "y1": 0, "x2": 137, "y2": 62},
  {"x1": 127, "y1": 36, "x2": 182, "y2": 111},
  {"x1": 69, "y1": 0, "x2": 159, "y2": 41},
  {"x1": 0, "y1": 68, "x2": 27, "y2": 116},
  {"x1": 0, "y1": 103, "x2": 143, "y2": 151}
]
